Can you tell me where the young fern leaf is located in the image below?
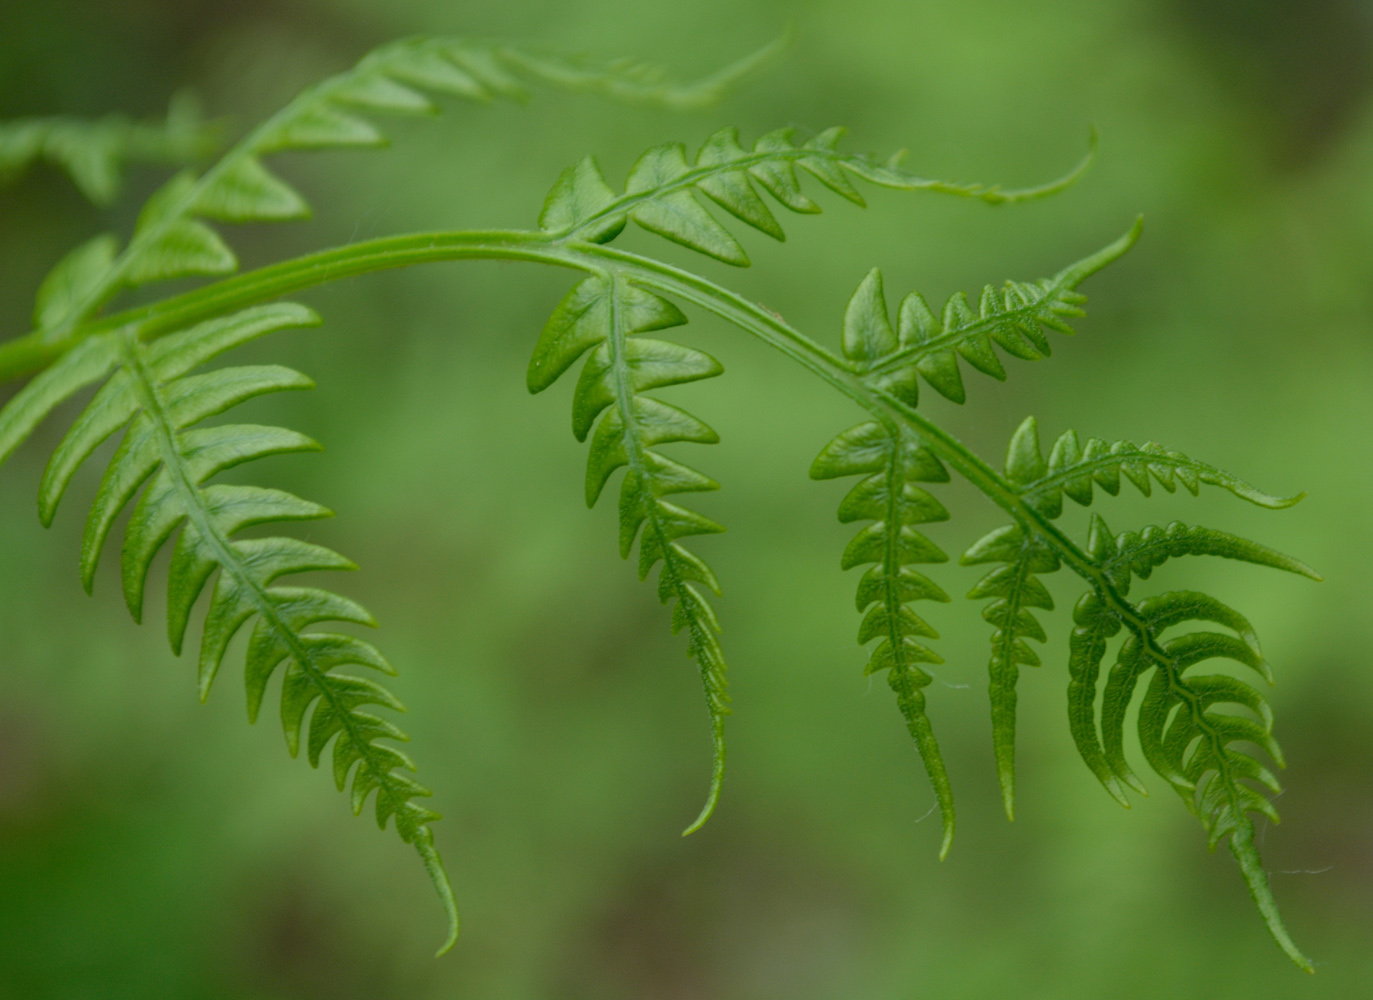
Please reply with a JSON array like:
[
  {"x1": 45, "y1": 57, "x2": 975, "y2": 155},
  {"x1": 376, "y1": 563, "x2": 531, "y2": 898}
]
[
  {"x1": 10, "y1": 304, "x2": 459, "y2": 955},
  {"x1": 539, "y1": 126, "x2": 1097, "y2": 263},
  {"x1": 1018, "y1": 424, "x2": 1304, "y2": 516},
  {"x1": 958, "y1": 418, "x2": 1068, "y2": 817},
  {"x1": 527, "y1": 272, "x2": 729, "y2": 833},
  {"x1": 810, "y1": 272, "x2": 957, "y2": 855},
  {"x1": 0, "y1": 93, "x2": 215, "y2": 204},
  {"x1": 861, "y1": 219, "x2": 1141, "y2": 401},
  {"x1": 1093, "y1": 518, "x2": 1322, "y2": 592},
  {"x1": 953, "y1": 415, "x2": 1306, "y2": 818}
]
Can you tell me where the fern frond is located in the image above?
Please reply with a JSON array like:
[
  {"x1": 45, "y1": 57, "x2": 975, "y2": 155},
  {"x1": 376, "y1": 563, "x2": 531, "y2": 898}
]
[
  {"x1": 962, "y1": 415, "x2": 1315, "y2": 967},
  {"x1": 14, "y1": 304, "x2": 458, "y2": 954},
  {"x1": 809, "y1": 272, "x2": 957, "y2": 855},
  {"x1": 0, "y1": 32, "x2": 1319, "y2": 966},
  {"x1": 966, "y1": 417, "x2": 1311, "y2": 821},
  {"x1": 1088, "y1": 515, "x2": 1322, "y2": 593},
  {"x1": 1084, "y1": 584, "x2": 1310, "y2": 970},
  {"x1": 848, "y1": 221, "x2": 1141, "y2": 403},
  {"x1": 1077, "y1": 512, "x2": 1316, "y2": 796},
  {"x1": 539, "y1": 126, "x2": 1098, "y2": 264},
  {"x1": 527, "y1": 272, "x2": 729, "y2": 833},
  {"x1": 23, "y1": 36, "x2": 769, "y2": 341},
  {"x1": 1012, "y1": 419, "x2": 1303, "y2": 517},
  {"x1": 0, "y1": 93, "x2": 215, "y2": 204},
  {"x1": 960, "y1": 523, "x2": 1061, "y2": 819}
]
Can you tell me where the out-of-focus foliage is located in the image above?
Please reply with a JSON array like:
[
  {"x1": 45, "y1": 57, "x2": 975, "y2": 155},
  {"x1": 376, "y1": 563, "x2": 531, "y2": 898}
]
[
  {"x1": 0, "y1": 93, "x2": 215, "y2": 206},
  {"x1": 1, "y1": 0, "x2": 1371, "y2": 997}
]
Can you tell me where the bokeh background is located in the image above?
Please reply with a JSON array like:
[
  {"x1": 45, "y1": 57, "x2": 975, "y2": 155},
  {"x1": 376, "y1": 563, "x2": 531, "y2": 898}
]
[{"x1": 2, "y1": 0, "x2": 1372, "y2": 996}]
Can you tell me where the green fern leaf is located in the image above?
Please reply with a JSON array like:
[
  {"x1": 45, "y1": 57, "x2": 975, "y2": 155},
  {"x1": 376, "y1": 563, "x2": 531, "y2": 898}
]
[
  {"x1": 0, "y1": 334, "x2": 122, "y2": 467},
  {"x1": 540, "y1": 127, "x2": 1100, "y2": 263},
  {"x1": 810, "y1": 274, "x2": 956, "y2": 855},
  {"x1": 22, "y1": 35, "x2": 774, "y2": 346},
  {"x1": 958, "y1": 418, "x2": 1064, "y2": 819},
  {"x1": 855, "y1": 222, "x2": 1141, "y2": 403},
  {"x1": 0, "y1": 39, "x2": 1320, "y2": 966},
  {"x1": 8, "y1": 303, "x2": 460, "y2": 955},
  {"x1": 528, "y1": 272, "x2": 729, "y2": 833},
  {"x1": 960, "y1": 522, "x2": 1062, "y2": 819},
  {"x1": 1096, "y1": 587, "x2": 1309, "y2": 970},
  {"x1": 981, "y1": 413, "x2": 1315, "y2": 967},
  {"x1": 1014, "y1": 420, "x2": 1304, "y2": 516},
  {"x1": 31, "y1": 234, "x2": 122, "y2": 332},
  {"x1": 0, "y1": 92, "x2": 215, "y2": 204},
  {"x1": 812, "y1": 418, "x2": 956, "y2": 855},
  {"x1": 1089, "y1": 516, "x2": 1322, "y2": 593}
]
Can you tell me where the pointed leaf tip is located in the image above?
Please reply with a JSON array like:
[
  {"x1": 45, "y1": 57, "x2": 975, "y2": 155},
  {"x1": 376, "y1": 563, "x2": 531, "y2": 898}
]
[
  {"x1": 1057, "y1": 218, "x2": 1143, "y2": 288},
  {"x1": 412, "y1": 826, "x2": 458, "y2": 956},
  {"x1": 937, "y1": 811, "x2": 955, "y2": 860},
  {"x1": 1005, "y1": 416, "x2": 1046, "y2": 485},
  {"x1": 842, "y1": 268, "x2": 897, "y2": 365},
  {"x1": 682, "y1": 714, "x2": 726, "y2": 836}
]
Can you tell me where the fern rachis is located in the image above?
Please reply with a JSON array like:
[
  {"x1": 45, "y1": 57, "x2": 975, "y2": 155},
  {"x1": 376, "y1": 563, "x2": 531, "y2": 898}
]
[{"x1": 0, "y1": 33, "x2": 1322, "y2": 972}]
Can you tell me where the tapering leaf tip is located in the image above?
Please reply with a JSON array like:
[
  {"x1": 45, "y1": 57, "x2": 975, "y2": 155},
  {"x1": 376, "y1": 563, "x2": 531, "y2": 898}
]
[
  {"x1": 414, "y1": 828, "x2": 459, "y2": 956},
  {"x1": 937, "y1": 813, "x2": 955, "y2": 861},
  {"x1": 682, "y1": 714, "x2": 726, "y2": 836}
]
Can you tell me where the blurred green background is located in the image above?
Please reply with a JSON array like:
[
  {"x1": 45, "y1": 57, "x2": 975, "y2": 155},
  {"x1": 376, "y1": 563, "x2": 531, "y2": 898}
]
[{"x1": 2, "y1": 0, "x2": 1371, "y2": 996}]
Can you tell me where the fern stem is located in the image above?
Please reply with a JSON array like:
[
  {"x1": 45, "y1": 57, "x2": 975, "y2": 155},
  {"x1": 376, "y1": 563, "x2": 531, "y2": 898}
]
[
  {"x1": 115, "y1": 330, "x2": 459, "y2": 953},
  {"x1": 0, "y1": 232, "x2": 567, "y2": 382},
  {"x1": 0, "y1": 232, "x2": 851, "y2": 386}
]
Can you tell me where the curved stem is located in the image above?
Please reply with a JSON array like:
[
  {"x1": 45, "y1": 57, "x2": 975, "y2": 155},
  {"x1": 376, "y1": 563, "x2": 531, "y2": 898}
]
[
  {"x1": 0, "y1": 232, "x2": 579, "y2": 383},
  {"x1": 0, "y1": 215, "x2": 1305, "y2": 965}
]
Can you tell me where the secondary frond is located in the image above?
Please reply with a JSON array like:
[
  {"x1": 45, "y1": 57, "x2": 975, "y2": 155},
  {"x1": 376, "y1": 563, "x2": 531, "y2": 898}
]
[
  {"x1": 527, "y1": 272, "x2": 729, "y2": 833},
  {"x1": 810, "y1": 416, "x2": 956, "y2": 855},
  {"x1": 1, "y1": 303, "x2": 459, "y2": 954},
  {"x1": 972, "y1": 415, "x2": 1316, "y2": 968},
  {"x1": 1011, "y1": 418, "x2": 1303, "y2": 517},
  {"x1": 1089, "y1": 516, "x2": 1322, "y2": 593},
  {"x1": 808, "y1": 272, "x2": 958, "y2": 853},
  {"x1": 0, "y1": 93, "x2": 215, "y2": 204},
  {"x1": 539, "y1": 126, "x2": 1098, "y2": 264},
  {"x1": 1080, "y1": 578, "x2": 1312, "y2": 970},
  {"x1": 960, "y1": 521, "x2": 1062, "y2": 819},
  {"x1": 857, "y1": 221, "x2": 1140, "y2": 403}
]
